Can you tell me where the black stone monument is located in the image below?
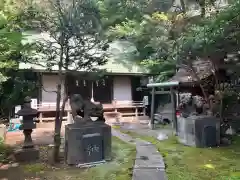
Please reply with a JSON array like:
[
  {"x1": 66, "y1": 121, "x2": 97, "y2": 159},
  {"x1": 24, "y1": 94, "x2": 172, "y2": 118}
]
[{"x1": 65, "y1": 94, "x2": 111, "y2": 165}]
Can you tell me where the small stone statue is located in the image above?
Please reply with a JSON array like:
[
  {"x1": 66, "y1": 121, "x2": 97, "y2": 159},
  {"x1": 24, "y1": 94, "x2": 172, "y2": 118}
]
[
  {"x1": 69, "y1": 94, "x2": 105, "y2": 123},
  {"x1": 178, "y1": 93, "x2": 205, "y2": 117}
]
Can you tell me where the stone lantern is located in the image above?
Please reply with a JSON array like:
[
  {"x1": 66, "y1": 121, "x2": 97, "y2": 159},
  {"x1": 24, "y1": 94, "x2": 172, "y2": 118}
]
[{"x1": 14, "y1": 96, "x2": 40, "y2": 162}]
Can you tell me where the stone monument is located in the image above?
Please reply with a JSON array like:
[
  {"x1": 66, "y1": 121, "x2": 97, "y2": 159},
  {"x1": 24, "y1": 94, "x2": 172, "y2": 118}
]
[
  {"x1": 177, "y1": 94, "x2": 220, "y2": 147},
  {"x1": 14, "y1": 96, "x2": 40, "y2": 162},
  {"x1": 65, "y1": 94, "x2": 111, "y2": 166}
]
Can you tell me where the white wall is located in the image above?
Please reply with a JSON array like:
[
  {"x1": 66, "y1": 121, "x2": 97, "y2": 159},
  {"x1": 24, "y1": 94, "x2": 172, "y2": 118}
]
[
  {"x1": 41, "y1": 74, "x2": 65, "y2": 104},
  {"x1": 113, "y1": 76, "x2": 132, "y2": 101}
]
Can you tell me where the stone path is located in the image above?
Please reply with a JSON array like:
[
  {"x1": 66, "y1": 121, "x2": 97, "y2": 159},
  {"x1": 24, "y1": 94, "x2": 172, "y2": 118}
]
[{"x1": 112, "y1": 129, "x2": 167, "y2": 180}]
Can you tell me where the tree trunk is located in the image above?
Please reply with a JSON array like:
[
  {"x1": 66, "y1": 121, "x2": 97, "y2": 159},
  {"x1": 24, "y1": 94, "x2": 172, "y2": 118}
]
[
  {"x1": 53, "y1": 34, "x2": 65, "y2": 162},
  {"x1": 59, "y1": 87, "x2": 68, "y2": 129},
  {"x1": 53, "y1": 82, "x2": 62, "y2": 162},
  {"x1": 188, "y1": 62, "x2": 209, "y2": 102},
  {"x1": 53, "y1": 74, "x2": 68, "y2": 162}
]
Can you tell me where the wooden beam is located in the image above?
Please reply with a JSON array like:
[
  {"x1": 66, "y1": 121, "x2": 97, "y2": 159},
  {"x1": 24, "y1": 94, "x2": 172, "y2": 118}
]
[
  {"x1": 147, "y1": 81, "x2": 179, "y2": 88},
  {"x1": 150, "y1": 90, "x2": 178, "y2": 95}
]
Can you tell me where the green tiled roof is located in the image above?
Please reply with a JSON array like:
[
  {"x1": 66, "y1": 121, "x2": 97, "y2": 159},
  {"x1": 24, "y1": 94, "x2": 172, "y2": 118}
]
[{"x1": 19, "y1": 32, "x2": 148, "y2": 74}]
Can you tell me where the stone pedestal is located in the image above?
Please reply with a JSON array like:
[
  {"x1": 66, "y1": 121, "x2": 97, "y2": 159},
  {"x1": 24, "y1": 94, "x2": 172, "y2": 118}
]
[
  {"x1": 14, "y1": 147, "x2": 39, "y2": 162},
  {"x1": 177, "y1": 115, "x2": 220, "y2": 147},
  {"x1": 65, "y1": 121, "x2": 111, "y2": 165}
]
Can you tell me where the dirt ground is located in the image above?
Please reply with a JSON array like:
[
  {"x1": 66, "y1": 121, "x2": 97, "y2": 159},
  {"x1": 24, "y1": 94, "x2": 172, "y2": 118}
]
[{"x1": 5, "y1": 117, "x2": 149, "y2": 146}]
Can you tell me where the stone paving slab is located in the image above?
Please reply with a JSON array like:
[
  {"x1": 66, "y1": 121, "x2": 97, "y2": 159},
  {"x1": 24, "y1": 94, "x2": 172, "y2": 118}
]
[
  {"x1": 112, "y1": 129, "x2": 167, "y2": 180},
  {"x1": 135, "y1": 145, "x2": 165, "y2": 169},
  {"x1": 133, "y1": 169, "x2": 167, "y2": 180},
  {"x1": 112, "y1": 129, "x2": 135, "y2": 143}
]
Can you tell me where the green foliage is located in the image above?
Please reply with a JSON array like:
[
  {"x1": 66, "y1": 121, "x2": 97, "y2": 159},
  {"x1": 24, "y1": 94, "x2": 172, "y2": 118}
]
[
  {"x1": 0, "y1": 70, "x2": 38, "y2": 119},
  {"x1": 0, "y1": 0, "x2": 37, "y2": 118},
  {"x1": 0, "y1": 14, "x2": 23, "y2": 83},
  {"x1": 27, "y1": 0, "x2": 109, "y2": 72},
  {"x1": 97, "y1": 0, "x2": 147, "y2": 29},
  {"x1": 107, "y1": 12, "x2": 177, "y2": 81},
  {"x1": 176, "y1": 0, "x2": 240, "y2": 64},
  {"x1": 101, "y1": 0, "x2": 236, "y2": 82},
  {"x1": 0, "y1": 0, "x2": 30, "y2": 83}
]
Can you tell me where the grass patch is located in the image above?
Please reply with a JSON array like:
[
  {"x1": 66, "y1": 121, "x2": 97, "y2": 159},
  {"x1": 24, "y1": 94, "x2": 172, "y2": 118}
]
[
  {"x1": 120, "y1": 130, "x2": 240, "y2": 180},
  {"x1": 21, "y1": 136, "x2": 136, "y2": 180}
]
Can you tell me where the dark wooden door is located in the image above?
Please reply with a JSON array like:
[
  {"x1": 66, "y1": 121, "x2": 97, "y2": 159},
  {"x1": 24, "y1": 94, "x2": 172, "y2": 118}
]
[
  {"x1": 131, "y1": 76, "x2": 144, "y2": 101},
  {"x1": 93, "y1": 77, "x2": 112, "y2": 103},
  {"x1": 67, "y1": 76, "x2": 91, "y2": 100}
]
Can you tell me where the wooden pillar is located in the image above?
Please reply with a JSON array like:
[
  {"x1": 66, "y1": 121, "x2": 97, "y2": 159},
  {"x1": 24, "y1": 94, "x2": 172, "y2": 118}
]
[
  {"x1": 91, "y1": 81, "x2": 95, "y2": 102},
  {"x1": 143, "y1": 106, "x2": 146, "y2": 116},
  {"x1": 150, "y1": 87, "x2": 155, "y2": 130},
  {"x1": 38, "y1": 72, "x2": 42, "y2": 105},
  {"x1": 67, "y1": 110, "x2": 73, "y2": 124},
  {"x1": 39, "y1": 112, "x2": 43, "y2": 123},
  {"x1": 135, "y1": 107, "x2": 138, "y2": 120},
  {"x1": 170, "y1": 87, "x2": 177, "y2": 134},
  {"x1": 113, "y1": 99, "x2": 117, "y2": 112}
]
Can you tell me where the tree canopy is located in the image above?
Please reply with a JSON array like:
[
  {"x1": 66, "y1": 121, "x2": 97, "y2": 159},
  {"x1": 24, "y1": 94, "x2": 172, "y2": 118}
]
[
  {"x1": 100, "y1": 0, "x2": 237, "y2": 82},
  {"x1": 177, "y1": 0, "x2": 240, "y2": 63}
]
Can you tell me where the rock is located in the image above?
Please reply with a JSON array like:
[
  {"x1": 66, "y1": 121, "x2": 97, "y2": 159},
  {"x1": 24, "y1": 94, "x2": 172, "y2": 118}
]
[{"x1": 157, "y1": 132, "x2": 168, "y2": 141}]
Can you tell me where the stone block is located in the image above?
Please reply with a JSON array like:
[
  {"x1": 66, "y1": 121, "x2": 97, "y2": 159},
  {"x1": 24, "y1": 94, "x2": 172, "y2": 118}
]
[
  {"x1": 14, "y1": 147, "x2": 39, "y2": 162},
  {"x1": 65, "y1": 122, "x2": 111, "y2": 165}
]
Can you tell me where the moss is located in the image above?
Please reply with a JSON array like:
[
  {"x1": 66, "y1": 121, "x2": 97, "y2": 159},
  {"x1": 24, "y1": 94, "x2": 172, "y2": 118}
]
[{"x1": 120, "y1": 130, "x2": 240, "y2": 180}]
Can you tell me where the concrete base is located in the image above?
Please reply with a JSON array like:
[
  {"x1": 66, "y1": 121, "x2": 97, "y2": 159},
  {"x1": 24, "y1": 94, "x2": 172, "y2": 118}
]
[{"x1": 14, "y1": 147, "x2": 39, "y2": 162}]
